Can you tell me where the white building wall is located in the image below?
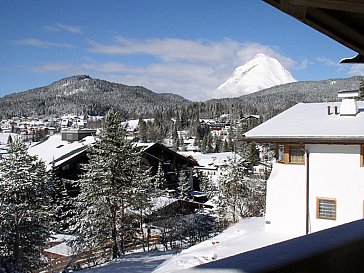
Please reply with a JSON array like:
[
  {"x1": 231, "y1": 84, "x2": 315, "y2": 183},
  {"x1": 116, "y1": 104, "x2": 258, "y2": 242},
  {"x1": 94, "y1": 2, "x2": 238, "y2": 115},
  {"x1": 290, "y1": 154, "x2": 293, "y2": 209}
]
[
  {"x1": 264, "y1": 162, "x2": 306, "y2": 235},
  {"x1": 265, "y1": 144, "x2": 364, "y2": 236},
  {"x1": 308, "y1": 144, "x2": 364, "y2": 232}
]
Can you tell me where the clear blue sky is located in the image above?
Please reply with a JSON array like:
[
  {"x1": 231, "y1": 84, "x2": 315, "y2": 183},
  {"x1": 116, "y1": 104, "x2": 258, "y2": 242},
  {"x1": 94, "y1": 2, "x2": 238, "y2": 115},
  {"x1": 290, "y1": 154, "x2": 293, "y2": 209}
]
[{"x1": 1, "y1": 0, "x2": 363, "y2": 101}]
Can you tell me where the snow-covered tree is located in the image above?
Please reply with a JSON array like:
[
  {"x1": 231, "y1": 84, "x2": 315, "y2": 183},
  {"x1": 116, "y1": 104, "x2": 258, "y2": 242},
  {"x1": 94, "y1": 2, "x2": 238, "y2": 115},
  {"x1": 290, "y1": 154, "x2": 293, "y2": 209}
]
[
  {"x1": 172, "y1": 125, "x2": 179, "y2": 151},
  {"x1": 130, "y1": 167, "x2": 154, "y2": 252},
  {"x1": 178, "y1": 170, "x2": 190, "y2": 201},
  {"x1": 71, "y1": 109, "x2": 141, "y2": 259},
  {"x1": 198, "y1": 173, "x2": 215, "y2": 199},
  {"x1": 214, "y1": 135, "x2": 222, "y2": 153},
  {"x1": 206, "y1": 133, "x2": 214, "y2": 153},
  {"x1": 0, "y1": 140, "x2": 52, "y2": 273},
  {"x1": 138, "y1": 118, "x2": 147, "y2": 142},
  {"x1": 49, "y1": 161, "x2": 72, "y2": 232},
  {"x1": 216, "y1": 153, "x2": 266, "y2": 226},
  {"x1": 222, "y1": 139, "x2": 230, "y2": 152},
  {"x1": 359, "y1": 79, "x2": 364, "y2": 100},
  {"x1": 243, "y1": 142, "x2": 260, "y2": 165},
  {"x1": 216, "y1": 155, "x2": 248, "y2": 224},
  {"x1": 154, "y1": 161, "x2": 167, "y2": 192}
]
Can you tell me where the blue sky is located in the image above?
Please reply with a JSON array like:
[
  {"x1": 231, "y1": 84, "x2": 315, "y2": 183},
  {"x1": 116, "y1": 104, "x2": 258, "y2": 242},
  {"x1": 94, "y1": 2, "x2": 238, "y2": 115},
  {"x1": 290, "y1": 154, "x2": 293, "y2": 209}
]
[{"x1": 1, "y1": 0, "x2": 363, "y2": 101}]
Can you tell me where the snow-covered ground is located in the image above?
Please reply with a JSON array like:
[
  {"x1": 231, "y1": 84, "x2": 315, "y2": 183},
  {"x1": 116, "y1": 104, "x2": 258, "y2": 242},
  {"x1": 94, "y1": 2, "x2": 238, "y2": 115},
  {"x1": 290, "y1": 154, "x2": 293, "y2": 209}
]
[
  {"x1": 78, "y1": 218, "x2": 295, "y2": 273},
  {"x1": 79, "y1": 250, "x2": 175, "y2": 273},
  {"x1": 153, "y1": 217, "x2": 295, "y2": 272}
]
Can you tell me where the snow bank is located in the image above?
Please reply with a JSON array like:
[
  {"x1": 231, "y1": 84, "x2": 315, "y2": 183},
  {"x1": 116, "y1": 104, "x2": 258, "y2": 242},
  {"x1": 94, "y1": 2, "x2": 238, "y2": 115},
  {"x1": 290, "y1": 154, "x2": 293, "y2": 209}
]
[{"x1": 153, "y1": 217, "x2": 296, "y2": 272}]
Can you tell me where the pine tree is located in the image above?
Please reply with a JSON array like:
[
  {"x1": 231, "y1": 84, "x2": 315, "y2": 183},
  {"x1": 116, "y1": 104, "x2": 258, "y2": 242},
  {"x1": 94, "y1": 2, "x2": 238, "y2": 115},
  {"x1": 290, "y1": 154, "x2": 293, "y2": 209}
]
[
  {"x1": 222, "y1": 139, "x2": 229, "y2": 152},
  {"x1": 71, "y1": 109, "x2": 141, "y2": 259},
  {"x1": 49, "y1": 161, "x2": 73, "y2": 232},
  {"x1": 359, "y1": 79, "x2": 364, "y2": 100},
  {"x1": 199, "y1": 173, "x2": 215, "y2": 199},
  {"x1": 172, "y1": 125, "x2": 179, "y2": 151},
  {"x1": 138, "y1": 118, "x2": 147, "y2": 142},
  {"x1": 214, "y1": 135, "x2": 223, "y2": 153},
  {"x1": 243, "y1": 142, "x2": 260, "y2": 165},
  {"x1": 178, "y1": 170, "x2": 190, "y2": 201},
  {"x1": 130, "y1": 167, "x2": 154, "y2": 252},
  {"x1": 154, "y1": 161, "x2": 167, "y2": 192},
  {"x1": 6, "y1": 135, "x2": 12, "y2": 145},
  {"x1": 217, "y1": 155, "x2": 248, "y2": 224},
  {"x1": 201, "y1": 134, "x2": 207, "y2": 153},
  {"x1": 0, "y1": 140, "x2": 52, "y2": 273},
  {"x1": 206, "y1": 132, "x2": 214, "y2": 153}
]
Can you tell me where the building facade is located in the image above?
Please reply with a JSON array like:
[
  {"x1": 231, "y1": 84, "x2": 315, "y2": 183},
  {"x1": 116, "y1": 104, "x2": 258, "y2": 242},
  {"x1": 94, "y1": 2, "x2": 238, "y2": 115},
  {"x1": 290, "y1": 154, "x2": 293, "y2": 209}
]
[{"x1": 245, "y1": 92, "x2": 364, "y2": 235}]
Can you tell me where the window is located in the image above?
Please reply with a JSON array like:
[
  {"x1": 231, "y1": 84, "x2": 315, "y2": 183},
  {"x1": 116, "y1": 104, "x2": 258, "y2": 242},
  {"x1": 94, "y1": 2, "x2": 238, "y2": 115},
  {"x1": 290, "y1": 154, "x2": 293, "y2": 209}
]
[
  {"x1": 317, "y1": 198, "x2": 336, "y2": 220},
  {"x1": 288, "y1": 145, "x2": 305, "y2": 164},
  {"x1": 276, "y1": 144, "x2": 284, "y2": 163},
  {"x1": 275, "y1": 144, "x2": 305, "y2": 165}
]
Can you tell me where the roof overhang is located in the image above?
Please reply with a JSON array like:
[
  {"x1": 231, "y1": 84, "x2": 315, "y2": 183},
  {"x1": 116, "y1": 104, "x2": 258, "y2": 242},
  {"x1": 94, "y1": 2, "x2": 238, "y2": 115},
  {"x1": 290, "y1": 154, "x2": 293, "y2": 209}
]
[
  {"x1": 263, "y1": 0, "x2": 364, "y2": 63},
  {"x1": 244, "y1": 135, "x2": 364, "y2": 144}
]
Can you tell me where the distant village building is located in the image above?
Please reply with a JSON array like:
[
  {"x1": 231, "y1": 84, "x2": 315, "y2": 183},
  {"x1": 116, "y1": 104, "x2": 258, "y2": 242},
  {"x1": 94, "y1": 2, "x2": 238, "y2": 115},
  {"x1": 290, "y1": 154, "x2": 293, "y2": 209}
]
[
  {"x1": 240, "y1": 115, "x2": 261, "y2": 132},
  {"x1": 180, "y1": 152, "x2": 240, "y2": 186},
  {"x1": 244, "y1": 90, "x2": 364, "y2": 235},
  {"x1": 61, "y1": 128, "x2": 96, "y2": 142}
]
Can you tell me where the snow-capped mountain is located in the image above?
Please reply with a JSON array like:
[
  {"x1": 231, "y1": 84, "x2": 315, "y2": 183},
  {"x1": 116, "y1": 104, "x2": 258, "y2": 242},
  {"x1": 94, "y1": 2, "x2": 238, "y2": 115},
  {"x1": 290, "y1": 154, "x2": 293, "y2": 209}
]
[{"x1": 213, "y1": 53, "x2": 296, "y2": 98}]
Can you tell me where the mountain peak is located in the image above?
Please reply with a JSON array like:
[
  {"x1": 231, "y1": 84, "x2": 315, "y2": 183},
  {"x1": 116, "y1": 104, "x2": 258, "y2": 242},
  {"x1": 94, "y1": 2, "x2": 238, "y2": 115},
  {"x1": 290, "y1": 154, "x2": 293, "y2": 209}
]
[{"x1": 213, "y1": 54, "x2": 296, "y2": 98}]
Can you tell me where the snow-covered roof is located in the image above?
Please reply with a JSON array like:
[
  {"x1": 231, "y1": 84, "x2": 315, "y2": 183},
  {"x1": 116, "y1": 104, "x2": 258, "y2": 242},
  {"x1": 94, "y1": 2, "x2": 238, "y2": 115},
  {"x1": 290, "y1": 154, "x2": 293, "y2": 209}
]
[
  {"x1": 28, "y1": 134, "x2": 95, "y2": 171},
  {"x1": 179, "y1": 152, "x2": 238, "y2": 167},
  {"x1": 244, "y1": 101, "x2": 364, "y2": 143},
  {"x1": 45, "y1": 242, "x2": 75, "y2": 257},
  {"x1": 45, "y1": 234, "x2": 76, "y2": 257},
  {"x1": 123, "y1": 118, "x2": 154, "y2": 131}
]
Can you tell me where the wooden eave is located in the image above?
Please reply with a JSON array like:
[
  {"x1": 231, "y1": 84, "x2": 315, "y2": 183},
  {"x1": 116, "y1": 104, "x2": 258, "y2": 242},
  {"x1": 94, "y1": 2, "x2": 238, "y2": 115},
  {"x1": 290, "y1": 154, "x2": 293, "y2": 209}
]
[{"x1": 263, "y1": 0, "x2": 364, "y2": 62}]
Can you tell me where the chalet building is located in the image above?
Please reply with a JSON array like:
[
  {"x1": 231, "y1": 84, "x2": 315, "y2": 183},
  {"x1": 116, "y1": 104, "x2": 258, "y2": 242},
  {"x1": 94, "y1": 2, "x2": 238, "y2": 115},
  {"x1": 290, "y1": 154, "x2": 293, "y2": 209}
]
[
  {"x1": 28, "y1": 132, "x2": 95, "y2": 181},
  {"x1": 244, "y1": 90, "x2": 364, "y2": 236},
  {"x1": 28, "y1": 133, "x2": 198, "y2": 193},
  {"x1": 240, "y1": 114, "x2": 261, "y2": 132},
  {"x1": 141, "y1": 142, "x2": 199, "y2": 190}
]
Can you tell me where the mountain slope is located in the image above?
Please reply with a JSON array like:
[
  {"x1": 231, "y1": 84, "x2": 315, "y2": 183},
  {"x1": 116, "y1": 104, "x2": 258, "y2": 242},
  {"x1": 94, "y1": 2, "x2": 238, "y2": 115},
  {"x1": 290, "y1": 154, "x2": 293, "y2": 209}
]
[
  {"x1": 0, "y1": 75, "x2": 190, "y2": 118},
  {"x1": 202, "y1": 76, "x2": 363, "y2": 121},
  {"x1": 214, "y1": 54, "x2": 296, "y2": 98}
]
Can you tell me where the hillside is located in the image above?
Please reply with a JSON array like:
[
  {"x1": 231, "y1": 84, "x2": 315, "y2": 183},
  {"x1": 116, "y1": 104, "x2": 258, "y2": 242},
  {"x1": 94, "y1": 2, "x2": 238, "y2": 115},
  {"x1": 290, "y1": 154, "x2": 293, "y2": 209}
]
[
  {"x1": 202, "y1": 76, "x2": 363, "y2": 121},
  {"x1": 242, "y1": 76, "x2": 362, "y2": 113},
  {"x1": 0, "y1": 75, "x2": 190, "y2": 119},
  {"x1": 0, "y1": 75, "x2": 362, "y2": 122}
]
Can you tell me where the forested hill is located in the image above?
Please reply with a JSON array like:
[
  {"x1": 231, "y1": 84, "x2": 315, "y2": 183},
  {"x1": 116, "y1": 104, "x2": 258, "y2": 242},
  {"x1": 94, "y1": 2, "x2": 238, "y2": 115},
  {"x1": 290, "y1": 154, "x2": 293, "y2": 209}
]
[
  {"x1": 0, "y1": 75, "x2": 190, "y2": 119},
  {"x1": 201, "y1": 76, "x2": 363, "y2": 121},
  {"x1": 0, "y1": 75, "x2": 362, "y2": 121}
]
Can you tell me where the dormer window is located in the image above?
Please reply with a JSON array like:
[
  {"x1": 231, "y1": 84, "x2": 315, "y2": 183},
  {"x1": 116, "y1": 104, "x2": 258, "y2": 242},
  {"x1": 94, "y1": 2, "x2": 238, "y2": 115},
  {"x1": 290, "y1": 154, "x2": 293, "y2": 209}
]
[{"x1": 276, "y1": 144, "x2": 305, "y2": 165}]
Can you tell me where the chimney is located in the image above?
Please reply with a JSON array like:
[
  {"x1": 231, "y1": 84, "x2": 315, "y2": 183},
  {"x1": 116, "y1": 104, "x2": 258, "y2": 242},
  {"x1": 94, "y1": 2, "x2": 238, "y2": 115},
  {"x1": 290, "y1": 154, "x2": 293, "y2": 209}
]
[
  {"x1": 334, "y1": 106, "x2": 339, "y2": 115},
  {"x1": 338, "y1": 90, "x2": 359, "y2": 116}
]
